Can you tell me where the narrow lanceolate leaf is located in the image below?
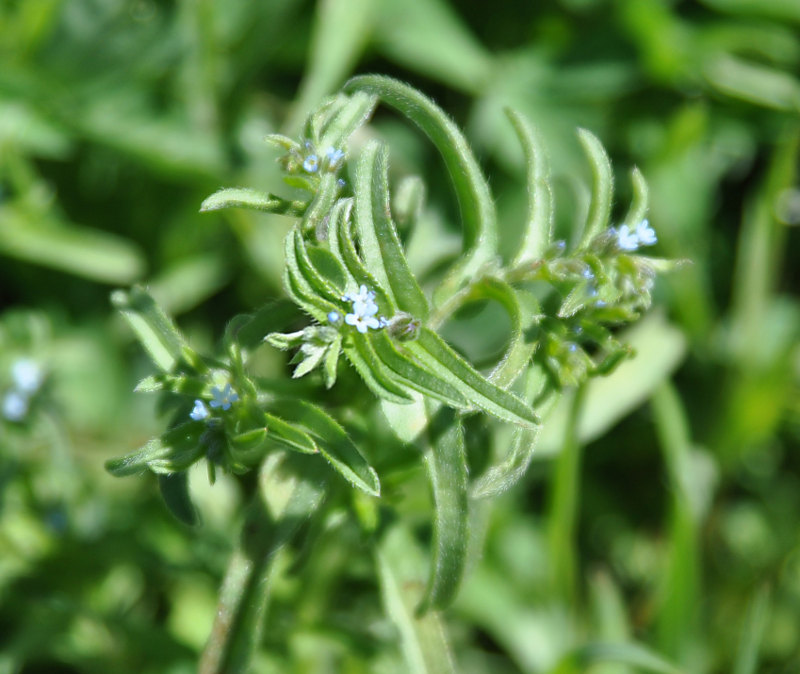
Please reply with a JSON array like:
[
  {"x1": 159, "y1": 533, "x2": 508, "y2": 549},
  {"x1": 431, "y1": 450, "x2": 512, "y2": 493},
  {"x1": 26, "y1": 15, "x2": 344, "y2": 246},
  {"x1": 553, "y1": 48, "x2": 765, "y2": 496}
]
[
  {"x1": 554, "y1": 641, "x2": 685, "y2": 674},
  {"x1": 330, "y1": 197, "x2": 394, "y2": 310},
  {"x1": 354, "y1": 141, "x2": 429, "y2": 318},
  {"x1": 158, "y1": 473, "x2": 198, "y2": 526},
  {"x1": 270, "y1": 399, "x2": 381, "y2": 496},
  {"x1": 506, "y1": 108, "x2": 554, "y2": 266},
  {"x1": 477, "y1": 279, "x2": 538, "y2": 389},
  {"x1": 318, "y1": 91, "x2": 377, "y2": 152},
  {"x1": 283, "y1": 229, "x2": 340, "y2": 323},
  {"x1": 199, "y1": 187, "x2": 306, "y2": 215},
  {"x1": 345, "y1": 75, "x2": 497, "y2": 300},
  {"x1": 344, "y1": 334, "x2": 415, "y2": 404},
  {"x1": 622, "y1": 166, "x2": 649, "y2": 229},
  {"x1": 577, "y1": 128, "x2": 614, "y2": 248},
  {"x1": 292, "y1": 228, "x2": 344, "y2": 303},
  {"x1": 301, "y1": 172, "x2": 339, "y2": 237},
  {"x1": 369, "y1": 331, "x2": 468, "y2": 408},
  {"x1": 263, "y1": 412, "x2": 318, "y2": 454},
  {"x1": 471, "y1": 368, "x2": 553, "y2": 499},
  {"x1": 377, "y1": 525, "x2": 458, "y2": 674},
  {"x1": 105, "y1": 422, "x2": 205, "y2": 476},
  {"x1": 111, "y1": 286, "x2": 197, "y2": 372},
  {"x1": 417, "y1": 407, "x2": 469, "y2": 614},
  {"x1": 408, "y1": 328, "x2": 539, "y2": 429}
]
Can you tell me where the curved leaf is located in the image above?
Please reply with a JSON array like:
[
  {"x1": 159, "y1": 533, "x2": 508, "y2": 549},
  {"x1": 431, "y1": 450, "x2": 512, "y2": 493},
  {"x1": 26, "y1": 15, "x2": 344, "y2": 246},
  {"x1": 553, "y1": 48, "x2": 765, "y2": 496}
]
[
  {"x1": 343, "y1": 334, "x2": 415, "y2": 404},
  {"x1": 506, "y1": 108, "x2": 554, "y2": 266},
  {"x1": 622, "y1": 166, "x2": 650, "y2": 228},
  {"x1": 271, "y1": 399, "x2": 381, "y2": 496},
  {"x1": 158, "y1": 472, "x2": 198, "y2": 526},
  {"x1": 263, "y1": 412, "x2": 318, "y2": 455},
  {"x1": 577, "y1": 128, "x2": 614, "y2": 248},
  {"x1": 354, "y1": 140, "x2": 429, "y2": 318},
  {"x1": 408, "y1": 328, "x2": 539, "y2": 428},
  {"x1": 417, "y1": 406, "x2": 469, "y2": 614},
  {"x1": 199, "y1": 187, "x2": 306, "y2": 216},
  {"x1": 112, "y1": 286, "x2": 199, "y2": 373},
  {"x1": 345, "y1": 75, "x2": 497, "y2": 300}
]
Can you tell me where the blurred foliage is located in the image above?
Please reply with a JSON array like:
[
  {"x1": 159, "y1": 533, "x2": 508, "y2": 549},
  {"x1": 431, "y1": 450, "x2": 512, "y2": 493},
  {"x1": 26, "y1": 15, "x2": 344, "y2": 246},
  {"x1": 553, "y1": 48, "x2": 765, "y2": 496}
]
[{"x1": 0, "y1": 0, "x2": 798, "y2": 673}]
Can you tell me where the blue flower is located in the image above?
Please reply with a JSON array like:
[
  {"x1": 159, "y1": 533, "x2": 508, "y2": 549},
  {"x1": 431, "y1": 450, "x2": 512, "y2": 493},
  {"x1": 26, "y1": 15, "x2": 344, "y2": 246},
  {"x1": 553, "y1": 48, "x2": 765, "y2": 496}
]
[
  {"x1": 327, "y1": 310, "x2": 341, "y2": 324},
  {"x1": 2, "y1": 390, "x2": 28, "y2": 422},
  {"x1": 11, "y1": 359, "x2": 43, "y2": 394},
  {"x1": 303, "y1": 154, "x2": 320, "y2": 173},
  {"x1": 613, "y1": 224, "x2": 640, "y2": 251},
  {"x1": 635, "y1": 219, "x2": 657, "y2": 246},
  {"x1": 190, "y1": 399, "x2": 210, "y2": 421},
  {"x1": 209, "y1": 384, "x2": 239, "y2": 411},
  {"x1": 325, "y1": 147, "x2": 345, "y2": 169}
]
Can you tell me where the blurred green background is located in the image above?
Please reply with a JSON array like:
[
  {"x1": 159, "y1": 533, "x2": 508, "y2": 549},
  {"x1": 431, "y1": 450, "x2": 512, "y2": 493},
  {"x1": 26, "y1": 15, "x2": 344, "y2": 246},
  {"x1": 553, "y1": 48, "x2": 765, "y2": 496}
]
[{"x1": 1, "y1": 0, "x2": 798, "y2": 672}]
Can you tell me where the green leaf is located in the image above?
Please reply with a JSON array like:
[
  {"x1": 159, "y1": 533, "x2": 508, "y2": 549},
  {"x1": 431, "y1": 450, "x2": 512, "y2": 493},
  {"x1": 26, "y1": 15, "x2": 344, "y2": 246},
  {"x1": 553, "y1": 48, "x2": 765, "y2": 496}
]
[
  {"x1": 301, "y1": 172, "x2": 339, "y2": 237},
  {"x1": 344, "y1": 334, "x2": 415, "y2": 404},
  {"x1": 577, "y1": 128, "x2": 614, "y2": 249},
  {"x1": 318, "y1": 91, "x2": 378, "y2": 152},
  {"x1": 263, "y1": 412, "x2": 318, "y2": 455},
  {"x1": 622, "y1": 166, "x2": 650, "y2": 228},
  {"x1": 369, "y1": 331, "x2": 468, "y2": 408},
  {"x1": 329, "y1": 197, "x2": 395, "y2": 311},
  {"x1": 283, "y1": 229, "x2": 340, "y2": 323},
  {"x1": 733, "y1": 586, "x2": 770, "y2": 674},
  {"x1": 199, "y1": 187, "x2": 306, "y2": 215},
  {"x1": 376, "y1": 524, "x2": 458, "y2": 674},
  {"x1": 105, "y1": 422, "x2": 205, "y2": 476},
  {"x1": 354, "y1": 140, "x2": 429, "y2": 318},
  {"x1": 270, "y1": 399, "x2": 381, "y2": 496},
  {"x1": 111, "y1": 286, "x2": 197, "y2": 373},
  {"x1": 345, "y1": 75, "x2": 497, "y2": 301},
  {"x1": 0, "y1": 207, "x2": 145, "y2": 284},
  {"x1": 229, "y1": 299, "x2": 300, "y2": 352},
  {"x1": 158, "y1": 473, "x2": 198, "y2": 526},
  {"x1": 417, "y1": 406, "x2": 469, "y2": 614},
  {"x1": 292, "y1": 228, "x2": 344, "y2": 303},
  {"x1": 323, "y1": 333, "x2": 342, "y2": 388},
  {"x1": 408, "y1": 328, "x2": 539, "y2": 428},
  {"x1": 552, "y1": 642, "x2": 686, "y2": 674},
  {"x1": 506, "y1": 108, "x2": 554, "y2": 265}
]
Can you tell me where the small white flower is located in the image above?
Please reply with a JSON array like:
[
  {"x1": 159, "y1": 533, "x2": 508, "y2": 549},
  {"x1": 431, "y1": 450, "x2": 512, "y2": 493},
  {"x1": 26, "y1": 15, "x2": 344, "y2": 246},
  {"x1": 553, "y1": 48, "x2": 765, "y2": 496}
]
[
  {"x1": 3, "y1": 390, "x2": 28, "y2": 422},
  {"x1": 614, "y1": 224, "x2": 640, "y2": 251},
  {"x1": 11, "y1": 359, "x2": 43, "y2": 394},
  {"x1": 209, "y1": 384, "x2": 239, "y2": 411},
  {"x1": 190, "y1": 399, "x2": 210, "y2": 421},
  {"x1": 343, "y1": 284, "x2": 376, "y2": 305},
  {"x1": 325, "y1": 147, "x2": 345, "y2": 169},
  {"x1": 635, "y1": 218, "x2": 657, "y2": 246},
  {"x1": 345, "y1": 312, "x2": 381, "y2": 334}
]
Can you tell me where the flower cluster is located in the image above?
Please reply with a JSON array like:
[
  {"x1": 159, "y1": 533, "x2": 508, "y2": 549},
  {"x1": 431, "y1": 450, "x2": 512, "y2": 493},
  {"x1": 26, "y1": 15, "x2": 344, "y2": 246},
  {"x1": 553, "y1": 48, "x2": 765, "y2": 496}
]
[
  {"x1": 2, "y1": 358, "x2": 44, "y2": 422},
  {"x1": 190, "y1": 383, "x2": 239, "y2": 421},
  {"x1": 301, "y1": 143, "x2": 346, "y2": 175},
  {"x1": 610, "y1": 219, "x2": 657, "y2": 252},
  {"x1": 333, "y1": 285, "x2": 388, "y2": 334}
]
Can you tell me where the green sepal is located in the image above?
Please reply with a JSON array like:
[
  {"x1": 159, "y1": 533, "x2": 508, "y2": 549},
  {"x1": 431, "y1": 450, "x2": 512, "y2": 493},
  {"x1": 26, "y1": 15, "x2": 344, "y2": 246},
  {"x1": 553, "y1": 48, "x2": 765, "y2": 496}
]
[
  {"x1": 301, "y1": 172, "x2": 339, "y2": 237},
  {"x1": 158, "y1": 472, "x2": 199, "y2": 526},
  {"x1": 199, "y1": 188, "x2": 306, "y2": 216}
]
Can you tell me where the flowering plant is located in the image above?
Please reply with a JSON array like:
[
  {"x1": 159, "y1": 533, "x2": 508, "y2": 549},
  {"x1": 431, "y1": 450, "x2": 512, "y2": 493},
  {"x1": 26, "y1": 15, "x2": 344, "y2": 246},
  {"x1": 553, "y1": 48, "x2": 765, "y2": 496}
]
[{"x1": 106, "y1": 76, "x2": 676, "y2": 671}]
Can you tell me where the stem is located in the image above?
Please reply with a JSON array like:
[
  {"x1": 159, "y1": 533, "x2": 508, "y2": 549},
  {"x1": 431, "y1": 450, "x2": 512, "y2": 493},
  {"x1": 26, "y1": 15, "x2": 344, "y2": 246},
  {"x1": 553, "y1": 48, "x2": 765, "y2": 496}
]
[
  {"x1": 199, "y1": 494, "x2": 277, "y2": 674},
  {"x1": 546, "y1": 385, "x2": 586, "y2": 606}
]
